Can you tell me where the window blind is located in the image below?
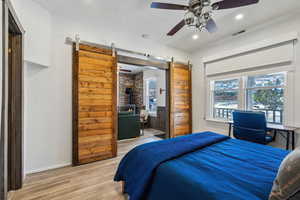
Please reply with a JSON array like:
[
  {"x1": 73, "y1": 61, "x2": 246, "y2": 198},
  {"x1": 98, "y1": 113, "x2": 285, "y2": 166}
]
[{"x1": 205, "y1": 41, "x2": 295, "y2": 76}]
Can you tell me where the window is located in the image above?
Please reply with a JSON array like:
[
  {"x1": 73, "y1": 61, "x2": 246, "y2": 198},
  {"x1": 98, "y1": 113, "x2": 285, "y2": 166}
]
[
  {"x1": 209, "y1": 72, "x2": 286, "y2": 124},
  {"x1": 246, "y1": 73, "x2": 285, "y2": 124},
  {"x1": 145, "y1": 78, "x2": 157, "y2": 114},
  {"x1": 212, "y1": 79, "x2": 239, "y2": 121}
]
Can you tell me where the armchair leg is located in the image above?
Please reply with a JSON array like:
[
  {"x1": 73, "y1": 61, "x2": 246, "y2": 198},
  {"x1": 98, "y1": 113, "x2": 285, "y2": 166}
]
[
  {"x1": 273, "y1": 130, "x2": 277, "y2": 142},
  {"x1": 292, "y1": 131, "x2": 295, "y2": 150},
  {"x1": 228, "y1": 123, "x2": 232, "y2": 137},
  {"x1": 121, "y1": 181, "x2": 129, "y2": 199},
  {"x1": 286, "y1": 131, "x2": 290, "y2": 150}
]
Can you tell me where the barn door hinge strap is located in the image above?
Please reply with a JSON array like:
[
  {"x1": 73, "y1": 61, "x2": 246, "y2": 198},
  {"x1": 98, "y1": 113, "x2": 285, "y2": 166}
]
[
  {"x1": 111, "y1": 43, "x2": 116, "y2": 57},
  {"x1": 171, "y1": 57, "x2": 175, "y2": 66},
  {"x1": 188, "y1": 61, "x2": 192, "y2": 69},
  {"x1": 75, "y1": 34, "x2": 80, "y2": 51}
]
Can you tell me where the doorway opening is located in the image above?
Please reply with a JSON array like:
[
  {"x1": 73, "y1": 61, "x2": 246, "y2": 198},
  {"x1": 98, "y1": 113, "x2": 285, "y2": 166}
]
[{"x1": 117, "y1": 63, "x2": 169, "y2": 140}]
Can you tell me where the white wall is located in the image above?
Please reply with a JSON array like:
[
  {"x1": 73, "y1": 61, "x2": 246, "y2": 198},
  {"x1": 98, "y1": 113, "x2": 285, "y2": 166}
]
[
  {"x1": 14, "y1": 1, "x2": 189, "y2": 173},
  {"x1": 10, "y1": 0, "x2": 55, "y2": 174},
  {"x1": 11, "y1": 0, "x2": 52, "y2": 67},
  {"x1": 191, "y1": 13, "x2": 300, "y2": 149},
  {"x1": 143, "y1": 69, "x2": 166, "y2": 108}
]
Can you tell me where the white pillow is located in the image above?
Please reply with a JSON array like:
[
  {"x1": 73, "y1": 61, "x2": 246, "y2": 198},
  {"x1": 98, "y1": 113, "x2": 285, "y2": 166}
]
[{"x1": 269, "y1": 148, "x2": 300, "y2": 200}]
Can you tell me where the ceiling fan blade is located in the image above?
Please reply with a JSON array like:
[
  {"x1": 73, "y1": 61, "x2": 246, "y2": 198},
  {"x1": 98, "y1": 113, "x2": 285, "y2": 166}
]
[
  {"x1": 167, "y1": 20, "x2": 186, "y2": 36},
  {"x1": 206, "y1": 18, "x2": 218, "y2": 33},
  {"x1": 212, "y1": 0, "x2": 259, "y2": 10},
  {"x1": 151, "y1": 2, "x2": 188, "y2": 10}
]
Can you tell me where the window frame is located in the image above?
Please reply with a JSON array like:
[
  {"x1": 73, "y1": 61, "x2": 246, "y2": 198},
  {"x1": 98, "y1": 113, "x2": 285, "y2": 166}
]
[
  {"x1": 209, "y1": 77, "x2": 241, "y2": 121},
  {"x1": 206, "y1": 71, "x2": 288, "y2": 124},
  {"x1": 245, "y1": 72, "x2": 286, "y2": 124},
  {"x1": 144, "y1": 77, "x2": 158, "y2": 116}
]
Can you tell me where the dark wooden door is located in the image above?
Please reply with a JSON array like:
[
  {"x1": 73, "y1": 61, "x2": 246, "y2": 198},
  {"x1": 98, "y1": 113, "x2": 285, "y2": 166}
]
[
  {"x1": 169, "y1": 62, "x2": 192, "y2": 138},
  {"x1": 8, "y1": 32, "x2": 23, "y2": 191},
  {"x1": 73, "y1": 44, "x2": 118, "y2": 165},
  {"x1": 1, "y1": 2, "x2": 25, "y2": 198}
]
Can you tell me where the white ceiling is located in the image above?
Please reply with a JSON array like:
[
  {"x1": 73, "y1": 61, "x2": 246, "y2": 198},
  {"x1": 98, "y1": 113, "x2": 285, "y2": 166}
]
[{"x1": 34, "y1": 0, "x2": 300, "y2": 53}]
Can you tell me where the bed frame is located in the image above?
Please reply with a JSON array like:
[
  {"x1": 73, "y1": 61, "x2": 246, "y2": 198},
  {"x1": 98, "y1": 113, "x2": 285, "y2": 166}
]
[{"x1": 121, "y1": 181, "x2": 129, "y2": 199}]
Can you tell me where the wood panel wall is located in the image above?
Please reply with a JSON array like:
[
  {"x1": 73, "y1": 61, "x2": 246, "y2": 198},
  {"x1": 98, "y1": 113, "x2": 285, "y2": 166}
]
[
  {"x1": 170, "y1": 62, "x2": 192, "y2": 138},
  {"x1": 73, "y1": 44, "x2": 117, "y2": 165}
]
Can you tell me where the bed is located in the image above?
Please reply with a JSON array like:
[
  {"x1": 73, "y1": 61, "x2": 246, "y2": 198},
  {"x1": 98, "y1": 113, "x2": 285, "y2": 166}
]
[{"x1": 114, "y1": 132, "x2": 289, "y2": 200}]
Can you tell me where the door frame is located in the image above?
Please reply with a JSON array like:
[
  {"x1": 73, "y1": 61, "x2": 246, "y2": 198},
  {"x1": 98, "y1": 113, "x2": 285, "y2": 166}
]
[
  {"x1": 165, "y1": 66, "x2": 170, "y2": 138},
  {"x1": 70, "y1": 40, "x2": 192, "y2": 142},
  {"x1": 117, "y1": 55, "x2": 171, "y2": 139},
  {"x1": 1, "y1": 0, "x2": 24, "y2": 198},
  {"x1": 8, "y1": 17, "x2": 24, "y2": 191}
]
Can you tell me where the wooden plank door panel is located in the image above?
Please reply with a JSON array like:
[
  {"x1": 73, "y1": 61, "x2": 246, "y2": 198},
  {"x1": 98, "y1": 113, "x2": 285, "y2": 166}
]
[
  {"x1": 170, "y1": 62, "x2": 192, "y2": 138},
  {"x1": 73, "y1": 44, "x2": 117, "y2": 165}
]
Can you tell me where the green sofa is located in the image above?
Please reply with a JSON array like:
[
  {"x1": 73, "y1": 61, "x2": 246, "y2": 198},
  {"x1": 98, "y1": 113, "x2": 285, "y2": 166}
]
[{"x1": 118, "y1": 112, "x2": 141, "y2": 140}]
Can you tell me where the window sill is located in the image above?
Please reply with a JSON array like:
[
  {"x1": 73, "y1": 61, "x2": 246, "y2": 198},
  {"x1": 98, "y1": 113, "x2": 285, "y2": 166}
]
[{"x1": 205, "y1": 118, "x2": 231, "y2": 124}]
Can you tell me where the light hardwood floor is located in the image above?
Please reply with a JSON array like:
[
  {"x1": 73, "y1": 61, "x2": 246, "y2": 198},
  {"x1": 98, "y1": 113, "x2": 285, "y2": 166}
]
[{"x1": 8, "y1": 130, "x2": 161, "y2": 200}]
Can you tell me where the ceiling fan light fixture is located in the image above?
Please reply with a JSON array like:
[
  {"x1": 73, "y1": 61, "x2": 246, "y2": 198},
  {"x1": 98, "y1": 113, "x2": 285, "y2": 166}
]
[
  {"x1": 142, "y1": 34, "x2": 150, "y2": 39},
  {"x1": 151, "y1": 0, "x2": 259, "y2": 36}
]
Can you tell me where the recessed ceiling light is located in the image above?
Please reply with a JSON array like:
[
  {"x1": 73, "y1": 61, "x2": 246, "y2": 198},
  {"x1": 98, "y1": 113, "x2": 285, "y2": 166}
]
[
  {"x1": 142, "y1": 34, "x2": 150, "y2": 39},
  {"x1": 192, "y1": 34, "x2": 199, "y2": 40},
  {"x1": 235, "y1": 14, "x2": 244, "y2": 20}
]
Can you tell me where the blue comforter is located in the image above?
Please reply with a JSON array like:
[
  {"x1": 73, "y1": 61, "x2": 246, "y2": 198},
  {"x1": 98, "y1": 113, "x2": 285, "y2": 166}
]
[
  {"x1": 147, "y1": 138, "x2": 289, "y2": 200},
  {"x1": 114, "y1": 132, "x2": 229, "y2": 200}
]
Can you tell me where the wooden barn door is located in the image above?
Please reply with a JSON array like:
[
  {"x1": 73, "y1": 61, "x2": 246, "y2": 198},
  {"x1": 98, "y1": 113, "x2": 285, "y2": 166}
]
[
  {"x1": 73, "y1": 44, "x2": 117, "y2": 165},
  {"x1": 169, "y1": 62, "x2": 192, "y2": 138}
]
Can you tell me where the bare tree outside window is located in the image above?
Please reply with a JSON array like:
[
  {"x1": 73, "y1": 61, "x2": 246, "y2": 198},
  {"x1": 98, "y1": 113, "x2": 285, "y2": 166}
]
[{"x1": 247, "y1": 73, "x2": 285, "y2": 124}]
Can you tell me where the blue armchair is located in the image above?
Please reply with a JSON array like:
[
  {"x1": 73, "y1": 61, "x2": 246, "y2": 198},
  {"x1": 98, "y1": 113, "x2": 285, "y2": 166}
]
[{"x1": 232, "y1": 111, "x2": 273, "y2": 144}]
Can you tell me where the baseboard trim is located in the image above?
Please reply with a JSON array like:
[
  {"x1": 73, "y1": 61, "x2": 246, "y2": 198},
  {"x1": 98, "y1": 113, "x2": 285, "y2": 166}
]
[{"x1": 25, "y1": 162, "x2": 72, "y2": 175}]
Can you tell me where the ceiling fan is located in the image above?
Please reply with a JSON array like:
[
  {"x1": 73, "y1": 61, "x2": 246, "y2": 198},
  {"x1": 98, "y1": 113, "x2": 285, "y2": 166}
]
[{"x1": 150, "y1": 0, "x2": 259, "y2": 36}]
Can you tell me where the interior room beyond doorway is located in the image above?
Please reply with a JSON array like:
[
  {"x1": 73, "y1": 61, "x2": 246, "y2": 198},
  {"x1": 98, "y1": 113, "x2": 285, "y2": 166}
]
[{"x1": 117, "y1": 63, "x2": 167, "y2": 140}]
